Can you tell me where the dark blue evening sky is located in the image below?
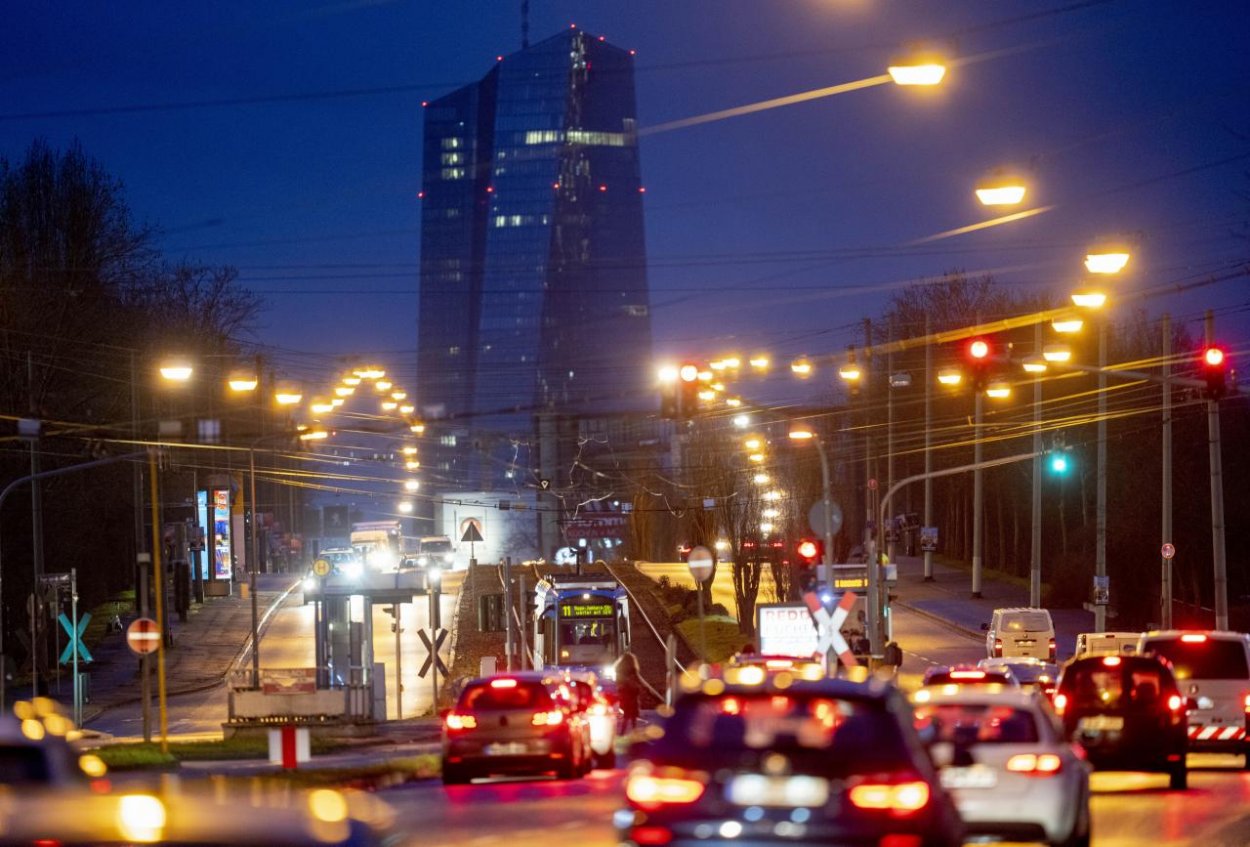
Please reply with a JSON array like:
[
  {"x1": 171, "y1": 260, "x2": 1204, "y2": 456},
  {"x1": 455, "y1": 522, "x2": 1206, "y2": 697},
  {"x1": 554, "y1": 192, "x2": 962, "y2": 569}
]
[{"x1": 5, "y1": 0, "x2": 1248, "y2": 400}]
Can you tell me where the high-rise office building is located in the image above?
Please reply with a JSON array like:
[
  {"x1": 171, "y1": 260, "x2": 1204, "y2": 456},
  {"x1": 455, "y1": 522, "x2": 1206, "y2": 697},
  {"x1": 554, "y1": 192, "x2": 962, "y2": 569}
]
[{"x1": 417, "y1": 28, "x2": 652, "y2": 491}]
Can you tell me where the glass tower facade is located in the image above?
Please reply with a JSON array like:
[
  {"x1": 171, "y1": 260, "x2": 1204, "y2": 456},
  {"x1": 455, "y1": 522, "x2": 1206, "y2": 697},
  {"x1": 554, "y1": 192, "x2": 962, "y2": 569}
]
[{"x1": 418, "y1": 29, "x2": 652, "y2": 491}]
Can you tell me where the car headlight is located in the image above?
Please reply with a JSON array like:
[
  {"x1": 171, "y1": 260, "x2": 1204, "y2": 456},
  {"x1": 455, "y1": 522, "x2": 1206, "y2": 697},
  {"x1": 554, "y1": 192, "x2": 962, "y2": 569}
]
[
  {"x1": 303, "y1": 576, "x2": 317, "y2": 591},
  {"x1": 343, "y1": 561, "x2": 363, "y2": 580},
  {"x1": 372, "y1": 551, "x2": 397, "y2": 570},
  {"x1": 601, "y1": 664, "x2": 616, "y2": 681},
  {"x1": 443, "y1": 553, "x2": 454, "y2": 564},
  {"x1": 417, "y1": 555, "x2": 429, "y2": 567}
]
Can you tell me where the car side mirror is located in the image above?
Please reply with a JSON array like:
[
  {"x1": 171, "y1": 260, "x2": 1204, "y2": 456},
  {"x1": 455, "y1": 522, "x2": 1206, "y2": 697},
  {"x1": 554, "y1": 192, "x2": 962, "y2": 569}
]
[
  {"x1": 980, "y1": 623, "x2": 990, "y2": 632},
  {"x1": 1186, "y1": 697, "x2": 1200, "y2": 712}
]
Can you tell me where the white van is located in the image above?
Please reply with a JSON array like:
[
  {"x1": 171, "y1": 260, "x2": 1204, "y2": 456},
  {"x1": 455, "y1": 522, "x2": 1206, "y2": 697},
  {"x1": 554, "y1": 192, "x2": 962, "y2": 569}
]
[
  {"x1": 1074, "y1": 631, "x2": 1142, "y2": 658},
  {"x1": 1137, "y1": 630, "x2": 1250, "y2": 758},
  {"x1": 983, "y1": 608, "x2": 1056, "y2": 661}
]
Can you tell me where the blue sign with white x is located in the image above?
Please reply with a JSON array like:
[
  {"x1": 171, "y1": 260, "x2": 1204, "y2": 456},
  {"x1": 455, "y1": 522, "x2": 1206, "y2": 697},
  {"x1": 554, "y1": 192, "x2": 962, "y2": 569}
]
[{"x1": 58, "y1": 613, "x2": 93, "y2": 665}]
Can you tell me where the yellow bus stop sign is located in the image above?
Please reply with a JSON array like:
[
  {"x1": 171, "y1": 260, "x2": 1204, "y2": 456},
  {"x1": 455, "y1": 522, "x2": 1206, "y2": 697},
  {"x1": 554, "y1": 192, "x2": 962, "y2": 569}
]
[{"x1": 312, "y1": 558, "x2": 332, "y2": 577}]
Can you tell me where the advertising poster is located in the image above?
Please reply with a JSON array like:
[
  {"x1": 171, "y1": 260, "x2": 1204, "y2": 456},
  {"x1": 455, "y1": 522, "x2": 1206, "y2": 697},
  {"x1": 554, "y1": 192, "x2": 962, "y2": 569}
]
[
  {"x1": 213, "y1": 488, "x2": 233, "y2": 580},
  {"x1": 756, "y1": 603, "x2": 819, "y2": 658}
]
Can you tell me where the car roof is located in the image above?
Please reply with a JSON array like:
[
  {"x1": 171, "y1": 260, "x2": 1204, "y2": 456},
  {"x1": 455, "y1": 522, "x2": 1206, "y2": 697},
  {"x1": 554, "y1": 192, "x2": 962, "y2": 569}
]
[
  {"x1": 980, "y1": 656, "x2": 1049, "y2": 667},
  {"x1": 1140, "y1": 629, "x2": 1250, "y2": 641},
  {"x1": 911, "y1": 686, "x2": 1042, "y2": 709},
  {"x1": 1063, "y1": 653, "x2": 1174, "y2": 670},
  {"x1": 679, "y1": 674, "x2": 895, "y2": 703},
  {"x1": 993, "y1": 607, "x2": 1051, "y2": 614}
]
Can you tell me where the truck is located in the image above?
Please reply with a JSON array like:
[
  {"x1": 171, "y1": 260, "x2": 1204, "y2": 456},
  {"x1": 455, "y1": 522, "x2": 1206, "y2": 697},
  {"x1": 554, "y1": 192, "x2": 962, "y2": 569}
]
[{"x1": 416, "y1": 535, "x2": 455, "y2": 569}]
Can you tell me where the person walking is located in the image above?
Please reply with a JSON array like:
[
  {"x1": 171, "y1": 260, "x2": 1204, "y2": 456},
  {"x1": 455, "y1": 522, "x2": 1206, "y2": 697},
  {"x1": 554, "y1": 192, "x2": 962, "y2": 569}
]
[{"x1": 614, "y1": 651, "x2": 642, "y2": 733}]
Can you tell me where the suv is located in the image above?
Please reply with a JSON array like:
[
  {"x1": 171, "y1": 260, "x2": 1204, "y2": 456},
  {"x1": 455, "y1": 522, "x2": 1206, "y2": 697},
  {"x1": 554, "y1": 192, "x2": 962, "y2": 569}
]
[
  {"x1": 618, "y1": 674, "x2": 964, "y2": 847},
  {"x1": 1074, "y1": 631, "x2": 1142, "y2": 658},
  {"x1": 441, "y1": 673, "x2": 591, "y2": 784},
  {"x1": 983, "y1": 608, "x2": 1056, "y2": 661},
  {"x1": 1137, "y1": 630, "x2": 1250, "y2": 762},
  {"x1": 1053, "y1": 653, "x2": 1189, "y2": 789},
  {"x1": 921, "y1": 664, "x2": 1019, "y2": 688}
]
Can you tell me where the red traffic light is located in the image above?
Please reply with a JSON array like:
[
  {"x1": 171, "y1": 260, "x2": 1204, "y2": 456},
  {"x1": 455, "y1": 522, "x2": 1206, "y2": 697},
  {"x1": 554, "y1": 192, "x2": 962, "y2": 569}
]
[
  {"x1": 968, "y1": 339, "x2": 990, "y2": 360},
  {"x1": 796, "y1": 538, "x2": 822, "y2": 564},
  {"x1": 1204, "y1": 347, "x2": 1226, "y2": 367}
]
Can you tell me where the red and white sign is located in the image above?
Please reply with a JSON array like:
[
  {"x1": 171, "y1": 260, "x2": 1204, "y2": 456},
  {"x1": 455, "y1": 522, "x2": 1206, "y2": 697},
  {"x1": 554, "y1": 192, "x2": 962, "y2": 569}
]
[
  {"x1": 756, "y1": 604, "x2": 820, "y2": 659},
  {"x1": 126, "y1": 617, "x2": 161, "y2": 655},
  {"x1": 1162, "y1": 543, "x2": 1176, "y2": 560},
  {"x1": 261, "y1": 668, "x2": 317, "y2": 695},
  {"x1": 804, "y1": 591, "x2": 859, "y2": 669},
  {"x1": 687, "y1": 546, "x2": 714, "y2": 582}
]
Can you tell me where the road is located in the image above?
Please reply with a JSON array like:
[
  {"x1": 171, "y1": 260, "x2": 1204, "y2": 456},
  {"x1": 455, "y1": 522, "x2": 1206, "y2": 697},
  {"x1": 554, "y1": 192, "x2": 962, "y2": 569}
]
[
  {"x1": 377, "y1": 749, "x2": 1250, "y2": 847},
  {"x1": 88, "y1": 571, "x2": 462, "y2": 738}
]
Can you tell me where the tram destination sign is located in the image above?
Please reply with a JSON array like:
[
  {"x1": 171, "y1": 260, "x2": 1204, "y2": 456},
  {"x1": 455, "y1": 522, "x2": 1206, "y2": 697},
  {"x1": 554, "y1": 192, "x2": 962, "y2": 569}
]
[{"x1": 560, "y1": 601, "x2": 614, "y2": 618}]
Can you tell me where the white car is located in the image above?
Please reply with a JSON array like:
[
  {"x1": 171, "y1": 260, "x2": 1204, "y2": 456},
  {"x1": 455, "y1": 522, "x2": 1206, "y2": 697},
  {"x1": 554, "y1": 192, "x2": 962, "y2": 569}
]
[
  {"x1": 912, "y1": 686, "x2": 1090, "y2": 846},
  {"x1": 1138, "y1": 630, "x2": 1250, "y2": 758},
  {"x1": 983, "y1": 607, "x2": 1056, "y2": 661},
  {"x1": 562, "y1": 672, "x2": 619, "y2": 769}
]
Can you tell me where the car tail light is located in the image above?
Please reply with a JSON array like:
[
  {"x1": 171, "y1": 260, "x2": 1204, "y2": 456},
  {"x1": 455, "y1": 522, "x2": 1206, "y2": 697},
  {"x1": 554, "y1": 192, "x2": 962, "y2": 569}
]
[
  {"x1": 625, "y1": 768, "x2": 708, "y2": 810},
  {"x1": 531, "y1": 709, "x2": 564, "y2": 727},
  {"x1": 1053, "y1": 693, "x2": 1068, "y2": 716},
  {"x1": 878, "y1": 837, "x2": 923, "y2": 847},
  {"x1": 1181, "y1": 634, "x2": 1208, "y2": 643},
  {"x1": 720, "y1": 697, "x2": 742, "y2": 715},
  {"x1": 490, "y1": 678, "x2": 518, "y2": 689},
  {"x1": 1006, "y1": 753, "x2": 1062, "y2": 775},
  {"x1": 1103, "y1": 656, "x2": 1122, "y2": 667},
  {"x1": 1243, "y1": 694, "x2": 1250, "y2": 715},
  {"x1": 444, "y1": 712, "x2": 477, "y2": 731},
  {"x1": 588, "y1": 702, "x2": 612, "y2": 717},
  {"x1": 949, "y1": 670, "x2": 986, "y2": 680},
  {"x1": 1168, "y1": 694, "x2": 1184, "y2": 712},
  {"x1": 629, "y1": 825, "x2": 672, "y2": 846},
  {"x1": 993, "y1": 639, "x2": 1003, "y2": 657},
  {"x1": 766, "y1": 659, "x2": 795, "y2": 670},
  {"x1": 847, "y1": 779, "x2": 930, "y2": 816}
]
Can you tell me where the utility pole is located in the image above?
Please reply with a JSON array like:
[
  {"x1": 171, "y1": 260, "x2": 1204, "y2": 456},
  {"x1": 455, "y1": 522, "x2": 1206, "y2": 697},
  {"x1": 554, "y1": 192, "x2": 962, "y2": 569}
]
[
  {"x1": 1095, "y1": 317, "x2": 1107, "y2": 632},
  {"x1": 971, "y1": 390, "x2": 984, "y2": 598},
  {"x1": 1206, "y1": 311, "x2": 1228, "y2": 630},
  {"x1": 28, "y1": 353, "x2": 45, "y2": 697},
  {"x1": 1030, "y1": 322, "x2": 1043, "y2": 608},
  {"x1": 1161, "y1": 314, "x2": 1173, "y2": 628},
  {"x1": 923, "y1": 317, "x2": 934, "y2": 581}
]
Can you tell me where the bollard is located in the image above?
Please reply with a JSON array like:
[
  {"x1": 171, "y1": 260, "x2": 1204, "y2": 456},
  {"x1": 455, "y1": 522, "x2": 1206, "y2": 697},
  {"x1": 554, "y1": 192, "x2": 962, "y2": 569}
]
[{"x1": 267, "y1": 724, "x2": 309, "y2": 769}]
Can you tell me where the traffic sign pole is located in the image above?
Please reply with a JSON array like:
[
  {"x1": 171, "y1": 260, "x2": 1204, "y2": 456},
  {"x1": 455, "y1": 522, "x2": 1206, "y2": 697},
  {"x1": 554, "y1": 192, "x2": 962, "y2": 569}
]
[
  {"x1": 148, "y1": 451, "x2": 169, "y2": 754},
  {"x1": 687, "y1": 546, "x2": 714, "y2": 660}
]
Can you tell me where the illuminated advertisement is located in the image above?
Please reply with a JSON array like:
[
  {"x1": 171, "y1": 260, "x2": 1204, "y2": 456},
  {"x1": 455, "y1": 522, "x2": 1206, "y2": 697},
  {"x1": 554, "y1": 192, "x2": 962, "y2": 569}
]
[{"x1": 197, "y1": 487, "x2": 233, "y2": 581}]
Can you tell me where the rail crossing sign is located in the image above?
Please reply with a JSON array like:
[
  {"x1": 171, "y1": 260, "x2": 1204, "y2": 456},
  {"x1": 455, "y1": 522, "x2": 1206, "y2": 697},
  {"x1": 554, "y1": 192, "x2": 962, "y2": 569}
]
[
  {"x1": 418, "y1": 628, "x2": 449, "y2": 678},
  {"x1": 802, "y1": 590, "x2": 859, "y2": 669},
  {"x1": 57, "y1": 613, "x2": 93, "y2": 665},
  {"x1": 126, "y1": 617, "x2": 162, "y2": 655}
]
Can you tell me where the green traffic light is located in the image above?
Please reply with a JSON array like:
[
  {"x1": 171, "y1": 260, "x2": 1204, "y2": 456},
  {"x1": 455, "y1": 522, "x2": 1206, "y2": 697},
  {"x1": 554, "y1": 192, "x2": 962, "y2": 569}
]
[{"x1": 1049, "y1": 454, "x2": 1069, "y2": 474}]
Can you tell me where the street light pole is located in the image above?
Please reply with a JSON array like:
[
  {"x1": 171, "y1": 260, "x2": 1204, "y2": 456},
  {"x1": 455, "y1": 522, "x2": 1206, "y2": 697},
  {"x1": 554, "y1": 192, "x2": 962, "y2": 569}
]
[
  {"x1": 923, "y1": 318, "x2": 934, "y2": 581},
  {"x1": 1030, "y1": 322, "x2": 1043, "y2": 608},
  {"x1": 811, "y1": 436, "x2": 835, "y2": 583},
  {"x1": 972, "y1": 390, "x2": 984, "y2": 598},
  {"x1": 1161, "y1": 314, "x2": 1173, "y2": 628},
  {"x1": 249, "y1": 446, "x2": 260, "y2": 688},
  {"x1": 1095, "y1": 317, "x2": 1107, "y2": 632}
]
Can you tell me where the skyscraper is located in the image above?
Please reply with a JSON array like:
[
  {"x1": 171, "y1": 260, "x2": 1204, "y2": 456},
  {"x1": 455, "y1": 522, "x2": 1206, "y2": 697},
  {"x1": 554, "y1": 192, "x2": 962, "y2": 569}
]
[{"x1": 417, "y1": 28, "x2": 652, "y2": 491}]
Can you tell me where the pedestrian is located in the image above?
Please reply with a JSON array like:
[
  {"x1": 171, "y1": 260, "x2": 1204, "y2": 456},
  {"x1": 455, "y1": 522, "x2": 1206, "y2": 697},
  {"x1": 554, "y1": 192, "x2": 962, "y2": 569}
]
[
  {"x1": 614, "y1": 651, "x2": 642, "y2": 733},
  {"x1": 883, "y1": 641, "x2": 903, "y2": 677}
]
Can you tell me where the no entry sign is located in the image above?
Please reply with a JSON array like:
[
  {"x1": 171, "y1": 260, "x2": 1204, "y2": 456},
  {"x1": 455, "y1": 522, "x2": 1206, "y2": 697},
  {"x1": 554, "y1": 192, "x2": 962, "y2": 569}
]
[{"x1": 126, "y1": 617, "x2": 161, "y2": 655}]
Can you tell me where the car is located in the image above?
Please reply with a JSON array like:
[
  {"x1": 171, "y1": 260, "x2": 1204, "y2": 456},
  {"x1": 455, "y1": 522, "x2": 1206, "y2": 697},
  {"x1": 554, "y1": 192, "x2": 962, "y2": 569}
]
[
  {"x1": 1074, "y1": 631, "x2": 1142, "y2": 658},
  {"x1": 0, "y1": 784, "x2": 392, "y2": 845},
  {"x1": 922, "y1": 664, "x2": 1019, "y2": 688},
  {"x1": 726, "y1": 652, "x2": 826, "y2": 677},
  {"x1": 1137, "y1": 629, "x2": 1250, "y2": 762},
  {"x1": 1053, "y1": 653, "x2": 1189, "y2": 789},
  {"x1": 561, "y1": 670, "x2": 620, "y2": 769},
  {"x1": 441, "y1": 672, "x2": 593, "y2": 784},
  {"x1": 616, "y1": 669, "x2": 964, "y2": 847},
  {"x1": 983, "y1": 607, "x2": 1056, "y2": 661},
  {"x1": 0, "y1": 702, "x2": 106, "y2": 788},
  {"x1": 911, "y1": 686, "x2": 1091, "y2": 846},
  {"x1": 978, "y1": 657, "x2": 1060, "y2": 697}
]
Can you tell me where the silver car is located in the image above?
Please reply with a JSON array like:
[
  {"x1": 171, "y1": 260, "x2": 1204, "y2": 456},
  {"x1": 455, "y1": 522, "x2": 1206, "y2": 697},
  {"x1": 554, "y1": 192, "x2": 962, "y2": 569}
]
[{"x1": 912, "y1": 686, "x2": 1090, "y2": 846}]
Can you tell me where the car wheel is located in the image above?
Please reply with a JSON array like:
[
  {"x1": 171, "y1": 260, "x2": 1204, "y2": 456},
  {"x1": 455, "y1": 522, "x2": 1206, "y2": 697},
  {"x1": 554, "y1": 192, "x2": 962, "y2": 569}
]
[
  {"x1": 1055, "y1": 788, "x2": 1091, "y2": 847},
  {"x1": 1168, "y1": 763, "x2": 1188, "y2": 790},
  {"x1": 442, "y1": 765, "x2": 471, "y2": 786}
]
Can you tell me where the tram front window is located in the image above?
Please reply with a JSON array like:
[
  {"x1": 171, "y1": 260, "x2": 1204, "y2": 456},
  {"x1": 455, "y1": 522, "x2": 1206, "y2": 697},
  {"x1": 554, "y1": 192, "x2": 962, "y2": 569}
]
[{"x1": 559, "y1": 618, "x2": 617, "y2": 664}]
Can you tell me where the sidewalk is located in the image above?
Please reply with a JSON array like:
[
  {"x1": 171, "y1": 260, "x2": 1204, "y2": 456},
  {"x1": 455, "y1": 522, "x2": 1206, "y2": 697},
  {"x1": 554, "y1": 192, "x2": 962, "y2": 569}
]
[
  {"x1": 54, "y1": 574, "x2": 300, "y2": 725},
  {"x1": 892, "y1": 553, "x2": 1093, "y2": 659}
]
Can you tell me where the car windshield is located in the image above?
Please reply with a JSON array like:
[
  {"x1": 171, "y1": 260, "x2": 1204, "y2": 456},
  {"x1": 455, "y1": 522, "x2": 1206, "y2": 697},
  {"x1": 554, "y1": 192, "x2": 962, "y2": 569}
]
[
  {"x1": 1063, "y1": 664, "x2": 1171, "y2": 710},
  {"x1": 655, "y1": 693, "x2": 912, "y2": 775},
  {"x1": 1000, "y1": 663, "x2": 1053, "y2": 684},
  {"x1": 914, "y1": 704, "x2": 1040, "y2": 745},
  {"x1": 1142, "y1": 637, "x2": 1249, "y2": 680},
  {"x1": 0, "y1": 746, "x2": 52, "y2": 784},
  {"x1": 1003, "y1": 613, "x2": 1051, "y2": 632},
  {"x1": 461, "y1": 681, "x2": 553, "y2": 711},
  {"x1": 423, "y1": 540, "x2": 452, "y2": 554}
]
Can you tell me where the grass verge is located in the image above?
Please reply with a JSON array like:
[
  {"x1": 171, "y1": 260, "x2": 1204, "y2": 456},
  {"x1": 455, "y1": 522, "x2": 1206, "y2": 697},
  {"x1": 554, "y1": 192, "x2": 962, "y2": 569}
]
[
  {"x1": 95, "y1": 735, "x2": 358, "y2": 770},
  {"x1": 676, "y1": 616, "x2": 752, "y2": 664}
]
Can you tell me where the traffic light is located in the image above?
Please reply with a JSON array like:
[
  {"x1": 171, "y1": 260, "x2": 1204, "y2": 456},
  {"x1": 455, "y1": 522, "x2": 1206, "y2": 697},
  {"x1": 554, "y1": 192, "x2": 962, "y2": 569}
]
[
  {"x1": 679, "y1": 363, "x2": 700, "y2": 418},
  {"x1": 1049, "y1": 452, "x2": 1070, "y2": 474},
  {"x1": 1202, "y1": 346, "x2": 1228, "y2": 399},
  {"x1": 796, "y1": 538, "x2": 821, "y2": 564},
  {"x1": 966, "y1": 338, "x2": 992, "y2": 390}
]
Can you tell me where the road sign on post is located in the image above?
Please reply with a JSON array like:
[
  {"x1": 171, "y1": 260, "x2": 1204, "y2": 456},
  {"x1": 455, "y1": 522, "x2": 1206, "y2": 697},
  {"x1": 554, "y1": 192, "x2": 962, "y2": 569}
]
[
  {"x1": 126, "y1": 618, "x2": 162, "y2": 655},
  {"x1": 418, "y1": 629, "x2": 449, "y2": 677},
  {"x1": 807, "y1": 499, "x2": 843, "y2": 537},
  {"x1": 686, "y1": 546, "x2": 714, "y2": 582},
  {"x1": 802, "y1": 590, "x2": 858, "y2": 670},
  {"x1": 1161, "y1": 543, "x2": 1176, "y2": 560}
]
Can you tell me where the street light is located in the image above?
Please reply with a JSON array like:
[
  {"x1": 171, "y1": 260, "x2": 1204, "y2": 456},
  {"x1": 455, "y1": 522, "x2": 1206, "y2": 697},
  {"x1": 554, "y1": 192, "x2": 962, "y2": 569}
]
[
  {"x1": 888, "y1": 53, "x2": 947, "y2": 86},
  {"x1": 789, "y1": 425, "x2": 836, "y2": 602},
  {"x1": 227, "y1": 370, "x2": 259, "y2": 392},
  {"x1": 975, "y1": 171, "x2": 1028, "y2": 207},
  {"x1": 1084, "y1": 248, "x2": 1131, "y2": 275},
  {"x1": 790, "y1": 357, "x2": 813, "y2": 378},
  {"x1": 1043, "y1": 344, "x2": 1073, "y2": 363},
  {"x1": 159, "y1": 360, "x2": 193, "y2": 382},
  {"x1": 1052, "y1": 318, "x2": 1084, "y2": 334},
  {"x1": 1071, "y1": 290, "x2": 1108, "y2": 309}
]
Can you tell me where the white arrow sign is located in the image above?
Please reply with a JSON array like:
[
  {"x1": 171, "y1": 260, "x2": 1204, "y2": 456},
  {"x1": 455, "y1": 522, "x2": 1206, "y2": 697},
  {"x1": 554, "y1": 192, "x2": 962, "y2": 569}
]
[{"x1": 803, "y1": 591, "x2": 858, "y2": 669}]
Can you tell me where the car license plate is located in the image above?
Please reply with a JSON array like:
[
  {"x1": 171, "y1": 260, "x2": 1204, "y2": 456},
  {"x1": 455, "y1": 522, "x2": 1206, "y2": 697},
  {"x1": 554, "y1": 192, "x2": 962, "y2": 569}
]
[
  {"x1": 940, "y1": 766, "x2": 998, "y2": 789},
  {"x1": 484, "y1": 742, "x2": 529, "y2": 756},
  {"x1": 1078, "y1": 715, "x2": 1124, "y2": 732},
  {"x1": 1016, "y1": 639, "x2": 1036, "y2": 646},
  {"x1": 726, "y1": 774, "x2": 829, "y2": 807}
]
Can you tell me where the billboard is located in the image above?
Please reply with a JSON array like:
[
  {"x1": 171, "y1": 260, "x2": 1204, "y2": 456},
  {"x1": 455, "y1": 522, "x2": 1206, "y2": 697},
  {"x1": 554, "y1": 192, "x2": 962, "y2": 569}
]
[
  {"x1": 756, "y1": 603, "x2": 819, "y2": 658},
  {"x1": 197, "y1": 487, "x2": 234, "y2": 581}
]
